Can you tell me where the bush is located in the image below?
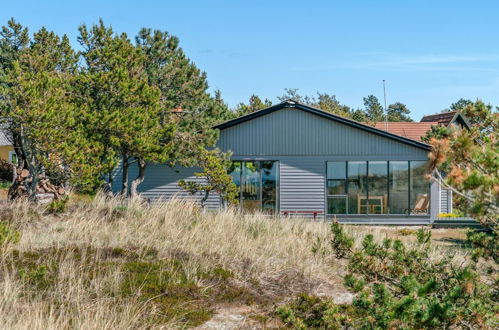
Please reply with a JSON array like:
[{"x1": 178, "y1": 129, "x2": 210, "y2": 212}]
[
  {"x1": 44, "y1": 197, "x2": 68, "y2": 215},
  {"x1": 278, "y1": 224, "x2": 498, "y2": 329},
  {"x1": 277, "y1": 293, "x2": 357, "y2": 329},
  {"x1": 0, "y1": 221, "x2": 20, "y2": 246},
  {"x1": 0, "y1": 159, "x2": 13, "y2": 183}
]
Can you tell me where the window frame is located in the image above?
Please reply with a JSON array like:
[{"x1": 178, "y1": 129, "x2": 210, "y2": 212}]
[
  {"x1": 230, "y1": 160, "x2": 280, "y2": 214},
  {"x1": 8, "y1": 151, "x2": 17, "y2": 165},
  {"x1": 326, "y1": 160, "x2": 430, "y2": 216},
  {"x1": 326, "y1": 161, "x2": 348, "y2": 214}
]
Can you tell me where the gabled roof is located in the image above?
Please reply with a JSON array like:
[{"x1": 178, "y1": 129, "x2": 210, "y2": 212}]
[
  {"x1": 420, "y1": 111, "x2": 470, "y2": 128},
  {"x1": 214, "y1": 100, "x2": 432, "y2": 151},
  {"x1": 367, "y1": 122, "x2": 437, "y2": 142},
  {"x1": 0, "y1": 128, "x2": 11, "y2": 146}
]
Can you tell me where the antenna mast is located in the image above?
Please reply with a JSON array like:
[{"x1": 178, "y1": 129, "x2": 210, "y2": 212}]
[{"x1": 383, "y1": 80, "x2": 387, "y2": 131}]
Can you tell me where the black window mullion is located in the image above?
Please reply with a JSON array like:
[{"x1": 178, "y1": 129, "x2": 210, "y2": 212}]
[
  {"x1": 408, "y1": 161, "x2": 411, "y2": 214},
  {"x1": 387, "y1": 161, "x2": 390, "y2": 214},
  {"x1": 239, "y1": 162, "x2": 243, "y2": 207},
  {"x1": 365, "y1": 161, "x2": 369, "y2": 214},
  {"x1": 257, "y1": 162, "x2": 263, "y2": 210},
  {"x1": 345, "y1": 162, "x2": 349, "y2": 214}
]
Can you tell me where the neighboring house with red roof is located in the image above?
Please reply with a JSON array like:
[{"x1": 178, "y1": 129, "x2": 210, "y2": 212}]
[
  {"x1": 420, "y1": 111, "x2": 470, "y2": 128},
  {"x1": 367, "y1": 111, "x2": 470, "y2": 142},
  {"x1": 368, "y1": 122, "x2": 438, "y2": 142}
]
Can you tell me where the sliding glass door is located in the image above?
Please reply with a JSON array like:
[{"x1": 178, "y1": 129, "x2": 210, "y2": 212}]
[
  {"x1": 241, "y1": 162, "x2": 260, "y2": 212},
  {"x1": 230, "y1": 161, "x2": 279, "y2": 214}
]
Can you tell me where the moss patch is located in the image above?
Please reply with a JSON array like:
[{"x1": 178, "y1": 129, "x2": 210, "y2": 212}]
[{"x1": 5, "y1": 246, "x2": 267, "y2": 327}]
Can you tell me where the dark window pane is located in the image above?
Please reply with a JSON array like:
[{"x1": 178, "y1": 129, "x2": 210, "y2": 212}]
[
  {"x1": 327, "y1": 180, "x2": 346, "y2": 195},
  {"x1": 389, "y1": 161, "x2": 409, "y2": 214},
  {"x1": 327, "y1": 162, "x2": 346, "y2": 179},
  {"x1": 348, "y1": 161, "x2": 367, "y2": 214},
  {"x1": 410, "y1": 161, "x2": 430, "y2": 214},
  {"x1": 368, "y1": 161, "x2": 388, "y2": 214},
  {"x1": 328, "y1": 197, "x2": 347, "y2": 214},
  {"x1": 261, "y1": 161, "x2": 278, "y2": 214}
]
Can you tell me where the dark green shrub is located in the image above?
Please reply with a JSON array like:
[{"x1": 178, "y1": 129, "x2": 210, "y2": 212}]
[
  {"x1": 467, "y1": 229, "x2": 498, "y2": 263},
  {"x1": 279, "y1": 224, "x2": 498, "y2": 329},
  {"x1": 0, "y1": 159, "x2": 13, "y2": 183},
  {"x1": 277, "y1": 293, "x2": 357, "y2": 329},
  {"x1": 0, "y1": 221, "x2": 20, "y2": 245},
  {"x1": 44, "y1": 197, "x2": 68, "y2": 215}
]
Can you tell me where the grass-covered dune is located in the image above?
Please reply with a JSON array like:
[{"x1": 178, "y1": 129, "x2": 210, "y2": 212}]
[
  {"x1": 0, "y1": 194, "x2": 343, "y2": 328},
  {"x1": 0, "y1": 194, "x2": 483, "y2": 328}
]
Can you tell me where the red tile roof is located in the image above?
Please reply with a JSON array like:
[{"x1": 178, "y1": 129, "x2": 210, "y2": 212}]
[
  {"x1": 366, "y1": 122, "x2": 438, "y2": 141},
  {"x1": 420, "y1": 111, "x2": 457, "y2": 126}
]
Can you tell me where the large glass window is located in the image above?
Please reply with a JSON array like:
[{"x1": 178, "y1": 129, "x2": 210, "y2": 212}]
[
  {"x1": 348, "y1": 161, "x2": 367, "y2": 214},
  {"x1": 229, "y1": 161, "x2": 279, "y2": 214},
  {"x1": 368, "y1": 161, "x2": 388, "y2": 214},
  {"x1": 389, "y1": 161, "x2": 409, "y2": 214},
  {"x1": 410, "y1": 161, "x2": 430, "y2": 214},
  {"x1": 327, "y1": 162, "x2": 347, "y2": 214},
  {"x1": 326, "y1": 160, "x2": 429, "y2": 215}
]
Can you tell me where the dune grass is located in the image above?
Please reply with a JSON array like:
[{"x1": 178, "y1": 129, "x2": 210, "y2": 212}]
[{"x1": 0, "y1": 193, "x2": 471, "y2": 328}]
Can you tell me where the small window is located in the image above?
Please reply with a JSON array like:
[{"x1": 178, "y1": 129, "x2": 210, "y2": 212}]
[{"x1": 8, "y1": 151, "x2": 17, "y2": 166}]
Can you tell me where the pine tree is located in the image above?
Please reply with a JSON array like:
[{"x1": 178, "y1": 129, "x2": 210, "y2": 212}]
[
  {"x1": 387, "y1": 102, "x2": 413, "y2": 122},
  {"x1": 0, "y1": 23, "x2": 91, "y2": 199},
  {"x1": 133, "y1": 28, "x2": 229, "y2": 196},
  {"x1": 234, "y1": 94, "x2": 272, "y2": 116},
  {"x1": 363, "y1": 94, "x2": 385, "y2": 122},
  {"x1": 78, "y1": 20, "x2": 166, "y2": 197}
]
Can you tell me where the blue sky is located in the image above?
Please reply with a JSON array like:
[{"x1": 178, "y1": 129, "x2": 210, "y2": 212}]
[{"x1": 2, "y1": 0, "x2": 499, "y2": 120}]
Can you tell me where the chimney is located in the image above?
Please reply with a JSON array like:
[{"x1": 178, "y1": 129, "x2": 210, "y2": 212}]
[{"x1": 172, "y1": 106, "x2": 183, "y2": 114}]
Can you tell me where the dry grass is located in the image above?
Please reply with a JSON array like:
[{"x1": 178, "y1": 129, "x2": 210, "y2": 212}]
[{"x1": 0, "y1": 193, "x2": 472, "y2": 329}]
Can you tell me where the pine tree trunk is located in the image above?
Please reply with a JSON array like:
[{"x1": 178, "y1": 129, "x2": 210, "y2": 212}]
[
  {"x1": 105, "y1": 172, "x2": 113, "y2": 193},
  {"x1": 9, "y1": 143, "x2": 41, "y2": 201},
  {"x1": 130, "y1": 158, "x2": 147, "y2": 198},
  {"x1": 201, "y1": 190, "x2": 210, "y2": 209},
  {"x1": 121, "y1": 156, "x2": 130, "y2": 196}
]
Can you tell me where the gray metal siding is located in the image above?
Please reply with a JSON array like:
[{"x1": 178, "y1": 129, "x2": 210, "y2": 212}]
[
  {"x1": 217, "y1": 108, "x2": 429, "y2": 159},
  {"x1": 439, "y1": 188, "x2": 452, "y2": 214},
  {"x1": 280, "y1": 159, "x2": 325, "y2": 212},
  {"x1": 112, "y1": 163, "x2": 220, "y2": 209},
  {"x1": 109, "y1": 106, "x2": 432, "y2": 221}
]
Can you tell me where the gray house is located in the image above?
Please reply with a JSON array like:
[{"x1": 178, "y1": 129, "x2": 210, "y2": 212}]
[{"x1": 113, "y1": 100, "x2": 454, "y2": 224}]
